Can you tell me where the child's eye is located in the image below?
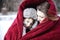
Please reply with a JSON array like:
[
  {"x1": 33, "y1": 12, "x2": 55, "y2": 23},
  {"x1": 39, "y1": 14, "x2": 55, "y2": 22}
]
[{"x1": 27, "y1": 21, "x2": 29, "y2": 23}]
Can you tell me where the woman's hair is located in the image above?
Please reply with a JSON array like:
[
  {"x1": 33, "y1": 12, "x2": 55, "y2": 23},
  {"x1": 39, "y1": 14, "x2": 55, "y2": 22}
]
[
  {"x1": 37, "y1": 1, "x2": 50, "y2": 13},
  {"x1": 37, "y1": 1, "x2": 59, "y2": 21}
]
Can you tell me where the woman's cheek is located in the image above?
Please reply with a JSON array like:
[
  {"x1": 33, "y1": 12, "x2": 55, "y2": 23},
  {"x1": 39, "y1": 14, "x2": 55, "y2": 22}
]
[
  {"x1": 37, "y1": 17, "x2": 45, "y2": 22},
  {"x1": 37, "y1": 17, "x2": 41, "y2": 21}
]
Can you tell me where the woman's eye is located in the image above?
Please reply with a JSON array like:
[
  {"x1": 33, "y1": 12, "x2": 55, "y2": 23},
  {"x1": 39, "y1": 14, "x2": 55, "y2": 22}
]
[
  {"x1": 40, "y1": 17, "x2": 44, "y2": 18},
  {"x1": 38, "y1": 16, "x2": 44, "y2": 18},
  {"x1": 39, "y1": 9, "x2": 41, "y2": 11}
]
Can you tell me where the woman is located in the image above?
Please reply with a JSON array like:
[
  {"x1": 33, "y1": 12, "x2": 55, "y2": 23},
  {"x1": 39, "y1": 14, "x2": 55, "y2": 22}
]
[{"x1": 4, "y1": 0, "x2": 60, "y2": 40}]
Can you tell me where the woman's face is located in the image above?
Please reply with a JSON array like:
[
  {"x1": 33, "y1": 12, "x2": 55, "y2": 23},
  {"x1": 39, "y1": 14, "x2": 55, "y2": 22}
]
[
  {"x1": 37, "y1": 9, "x2": 46, "y2": 23},
  {"x1": 37, "y1": 2, "x2": 49, "y2": 23}
]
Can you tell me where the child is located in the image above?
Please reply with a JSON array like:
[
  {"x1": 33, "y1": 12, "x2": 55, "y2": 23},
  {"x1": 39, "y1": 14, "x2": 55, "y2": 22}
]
[{"x1": 23, "y1": 8, "x2": 38, "y2": 36}]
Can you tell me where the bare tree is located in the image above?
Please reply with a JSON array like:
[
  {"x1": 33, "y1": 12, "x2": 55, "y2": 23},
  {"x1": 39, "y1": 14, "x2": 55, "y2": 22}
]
[{"x1": 0, "y1": 0, "x2": 3, "y2": 12}]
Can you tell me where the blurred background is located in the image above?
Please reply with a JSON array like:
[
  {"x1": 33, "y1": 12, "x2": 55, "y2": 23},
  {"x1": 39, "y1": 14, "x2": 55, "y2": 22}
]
[{"x1": 0, "y1": 0, "x2": 60, "y2": 40}]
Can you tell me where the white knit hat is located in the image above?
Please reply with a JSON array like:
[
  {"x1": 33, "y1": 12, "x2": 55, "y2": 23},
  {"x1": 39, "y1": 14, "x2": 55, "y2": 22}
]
[{"x1": 23, "y1": 8, "x2": 37, "y2": 19}]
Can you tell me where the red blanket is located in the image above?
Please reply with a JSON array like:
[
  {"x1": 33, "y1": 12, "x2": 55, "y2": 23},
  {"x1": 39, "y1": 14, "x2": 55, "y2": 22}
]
[{"x1": 4, "y1": 0, "x2": 60, "y2": 40}]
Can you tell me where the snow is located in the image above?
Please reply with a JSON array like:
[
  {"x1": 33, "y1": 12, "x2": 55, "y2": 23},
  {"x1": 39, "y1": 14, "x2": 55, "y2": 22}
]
[{"x1": 0, "y1": 12, "x2": 17, "y2": 40}]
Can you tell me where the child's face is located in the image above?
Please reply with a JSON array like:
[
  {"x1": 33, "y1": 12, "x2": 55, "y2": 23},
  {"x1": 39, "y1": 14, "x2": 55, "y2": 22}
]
[{"x1": 24, "y1": 18, "x2": 34, "y2": 27}]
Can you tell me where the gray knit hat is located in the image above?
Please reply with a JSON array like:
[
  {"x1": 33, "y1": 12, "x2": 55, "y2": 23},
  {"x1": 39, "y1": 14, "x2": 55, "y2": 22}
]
[{"x1": 23, "y1": 8, "x2": 37, "y2": 19}]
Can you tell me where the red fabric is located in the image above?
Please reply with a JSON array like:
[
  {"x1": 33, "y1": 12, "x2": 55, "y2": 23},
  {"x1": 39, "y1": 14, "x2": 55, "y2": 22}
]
[{"x1": 4, "y1": 0, "x2": 60, "y2": 40}]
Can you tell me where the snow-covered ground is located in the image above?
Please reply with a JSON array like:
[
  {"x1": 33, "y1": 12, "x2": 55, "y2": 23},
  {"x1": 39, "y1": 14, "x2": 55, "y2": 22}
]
[{"x1": 0, "y1": 12, "x2": 17, "y2": 40}]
